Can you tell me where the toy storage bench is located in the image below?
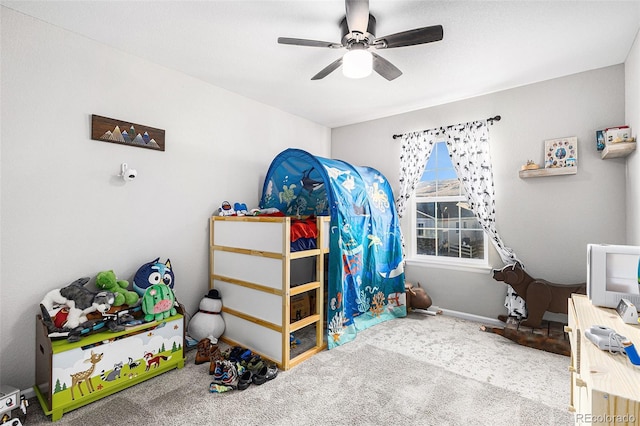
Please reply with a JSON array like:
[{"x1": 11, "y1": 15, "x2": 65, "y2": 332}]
[{"x1": 34, "y1": 311, "x2": 185, "y2": 421}]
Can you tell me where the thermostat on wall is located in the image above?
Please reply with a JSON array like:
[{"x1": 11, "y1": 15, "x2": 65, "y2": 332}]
[{"x1": 616, "y1": 298, "x2": 639, "y2": 324}]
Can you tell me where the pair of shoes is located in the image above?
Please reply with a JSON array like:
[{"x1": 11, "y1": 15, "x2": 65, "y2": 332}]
[
  {"x1": 251, "y1": 363, "x2": 278, "y2": 385},
  {"x1": 195, "y1": 338, "x2": 212, "y2": 365},
  {"x1": 208, "y1": 345, "x2": 224, "y2": 374},
  {"x1": 211, "y1": 360, "x2": 238, "y2": 388},
  {"x1": 237, "y1": 369, "x2": 253, "y2": 390},
  {"x1": 227, "y1": 346, "x2": 252, "y2": 363}
]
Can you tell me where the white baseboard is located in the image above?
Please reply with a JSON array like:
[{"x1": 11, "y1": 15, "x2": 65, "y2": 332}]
[{"x1": 428, "y1": 305, "x2": 505, "y2": 327}]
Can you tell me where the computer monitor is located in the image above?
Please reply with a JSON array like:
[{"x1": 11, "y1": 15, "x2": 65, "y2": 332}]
[{"x1": 587, "y1": 244, "x2": 640, "y2": 308}]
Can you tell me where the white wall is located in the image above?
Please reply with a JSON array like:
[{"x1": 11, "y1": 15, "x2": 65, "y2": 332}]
[
  {"x1": 0, "y1": 7, "x2": 330, "y2": 391},
  {"x1": 332, "y1": 65, "x2": 627, "y2": 319},
  {"x1": 625, "y1": 29, "x2": 640, "y2": 245}
]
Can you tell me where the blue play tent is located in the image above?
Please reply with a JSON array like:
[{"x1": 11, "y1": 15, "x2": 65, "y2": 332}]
[{"x1": 260, "y1": 148, "x2": 406, "y2": 348}]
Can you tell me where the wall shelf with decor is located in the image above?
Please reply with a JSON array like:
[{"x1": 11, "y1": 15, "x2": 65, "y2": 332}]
[
  {"x1": 601, "y1": 142, "x2": 636, "y2": 159},
  {"x1": 519, "y1": 167, "x2": 577, "y2": 179}
]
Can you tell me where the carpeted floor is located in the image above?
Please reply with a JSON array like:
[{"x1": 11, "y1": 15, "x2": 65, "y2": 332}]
[{"x1": 22, "y1": 312, "x2": 573, "y2": 425}]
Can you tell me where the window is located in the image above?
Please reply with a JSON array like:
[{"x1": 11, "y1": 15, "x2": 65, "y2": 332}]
[{"x1": 412, "y1": 142, "x2": 487, "y2": 265}]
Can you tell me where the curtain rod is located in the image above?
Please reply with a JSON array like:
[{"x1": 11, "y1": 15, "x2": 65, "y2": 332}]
[{"x1": 391, "y1": 115, "x2": 501, "y2": 139}]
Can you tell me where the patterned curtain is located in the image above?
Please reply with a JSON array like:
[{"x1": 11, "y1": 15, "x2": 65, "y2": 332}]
[
  {"x1": 395, "y1": 120, "x2": 526, "y2": 319},
  {"x1": 396, "y1": 129, "x2": 441, "y2": 218}
]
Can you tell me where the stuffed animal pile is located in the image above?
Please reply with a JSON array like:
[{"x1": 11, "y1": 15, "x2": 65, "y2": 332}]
[{"x1": 40, "y1": 258, "x2": 179, "y2": 341}]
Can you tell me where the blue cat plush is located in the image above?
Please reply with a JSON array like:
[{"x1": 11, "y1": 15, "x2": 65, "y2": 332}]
[{"x1": 133, "y1": 258, "x2": 174, "y2": 297}]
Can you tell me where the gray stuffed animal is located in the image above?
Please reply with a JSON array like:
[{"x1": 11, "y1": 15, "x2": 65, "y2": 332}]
[{"x1": 41, "y1": 277, "x2": 117, "y2": 328}]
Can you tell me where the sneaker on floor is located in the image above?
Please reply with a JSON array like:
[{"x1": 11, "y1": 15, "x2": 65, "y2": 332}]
[
  {"x1": 265, "y1": 364, "x2": 278, "y2": 381},
  {"x1": 209, "y1": 357, "x2": 220, "y2": 376},
  {"x1": 252, "y1": 365, "x2": 267, "y2": 385},
  {"x1": 221, "y1": 360, "x2": 239, "y2": 387},
  {"x1": 237, "y1": 369, "x2": 253, "y2": 391},
  {"x1": 244, "y1": 356, "x2": 264, "y2": 374},
  {"x1": 210, "y1": 360, "x2": 224, "y2": 378},
  {"x1": 226, "y1": 346, "x2": 245, "y2": 362},
  {"x1": 195, "y1": 338, "x2": 212, "y2": 365},
  {"x1": 238, "y1": 349, "x2": 253, "y2": 363},
  {"x1": 212, "y1": 360, "x2": 238, "y2": 389}
]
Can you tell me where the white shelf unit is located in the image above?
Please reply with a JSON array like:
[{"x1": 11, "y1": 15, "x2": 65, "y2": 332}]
[{"x1": 209, "y1": 215, "x2": 329, "y2": 370}]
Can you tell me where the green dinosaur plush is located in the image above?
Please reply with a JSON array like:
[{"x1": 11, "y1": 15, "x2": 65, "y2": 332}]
[{"x1": 96, "y1": 270, "x2": 139, "y2": 307}]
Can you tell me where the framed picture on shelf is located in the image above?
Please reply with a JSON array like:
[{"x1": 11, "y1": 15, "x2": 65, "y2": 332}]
[{"x1": 544, "y1": 136, "x2": 577, "y2": 168}]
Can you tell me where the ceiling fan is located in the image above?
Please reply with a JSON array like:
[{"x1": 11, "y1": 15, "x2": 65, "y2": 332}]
[{"x1": 277, "y1": 0, "x2": 443, "y2": 81}]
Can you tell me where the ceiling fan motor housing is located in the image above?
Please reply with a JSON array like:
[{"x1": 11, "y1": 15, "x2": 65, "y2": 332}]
[{"x1": 340, "y1": 14, "x2": 377, "y2": 48}]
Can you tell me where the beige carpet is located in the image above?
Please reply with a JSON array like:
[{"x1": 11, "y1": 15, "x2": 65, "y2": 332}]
[{"x1": 23, "y1": 312, "x2": 573, "y2": 425}]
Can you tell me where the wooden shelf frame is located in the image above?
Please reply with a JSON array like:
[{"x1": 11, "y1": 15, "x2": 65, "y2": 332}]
[{"x1": 209, "y1": 215, "x2": 329, "y2": 370}]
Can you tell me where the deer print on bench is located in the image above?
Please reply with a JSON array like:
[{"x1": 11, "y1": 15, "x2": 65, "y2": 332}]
[{"x1": 69, "y1": 350, "x2": 103, "y2": 400}]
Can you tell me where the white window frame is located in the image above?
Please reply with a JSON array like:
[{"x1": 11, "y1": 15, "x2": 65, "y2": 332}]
[{"x1": 406, "y1": 143, "x2": 489, "y2": 271}]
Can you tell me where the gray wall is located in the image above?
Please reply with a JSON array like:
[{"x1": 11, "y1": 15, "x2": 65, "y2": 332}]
[
  {"x1": 0, "y1": 8, "x2": 330, "y2": 391},
  {"x1": 332, "y1": 65, "x2": 628, "y2": 320},
  {"x1": 625, "y1": 30, "x2": 640, "y2": 245}
]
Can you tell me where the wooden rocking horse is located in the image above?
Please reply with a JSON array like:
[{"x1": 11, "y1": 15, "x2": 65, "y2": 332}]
[{"x1": 492, "y1": 262, "x2": 586, "y2": 328}]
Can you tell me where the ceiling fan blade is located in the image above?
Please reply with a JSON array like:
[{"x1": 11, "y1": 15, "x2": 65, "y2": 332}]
[
  {"x1": 345, "y1": 0, "x2": 370, "y2": 34},
  {"x1": 311, "y1": 57, "x2": 344, "y2": 80},
  {"x1": 278, "y1": 37, "x2": 342, "y2": 49},
  {"x1": 374, "y1": 25, "x2": 443, "y2": 49},
  {"x1": 371, "y1": 52, "x2": 402, "y2": 81}
]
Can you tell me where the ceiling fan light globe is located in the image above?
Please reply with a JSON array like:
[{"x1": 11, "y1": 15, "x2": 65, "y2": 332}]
[{"x1": 343, "y1": 50, "x2": 372, "y2": 79}]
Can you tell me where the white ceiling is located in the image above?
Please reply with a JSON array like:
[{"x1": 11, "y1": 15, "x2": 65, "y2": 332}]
[{"x1": 3, "y1": 0, "x2": 640, "y2": 128}]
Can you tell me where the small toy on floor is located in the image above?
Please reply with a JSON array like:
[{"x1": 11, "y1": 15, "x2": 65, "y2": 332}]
[
  {"x1": 185, "y1": 335, "x2": 198, "y2": 350},
  {"x1": 405, "y1": 282, "x2": 432, "y2": 311}
]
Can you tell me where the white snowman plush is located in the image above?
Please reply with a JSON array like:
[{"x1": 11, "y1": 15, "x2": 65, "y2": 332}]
[{"x1": 188, "y1": 289, "x2": 225, "y2": 343}]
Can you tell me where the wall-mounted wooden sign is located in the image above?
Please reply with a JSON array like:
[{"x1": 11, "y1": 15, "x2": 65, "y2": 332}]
[{"x1": 91, "y1": 114, "x2": 165, "y2": 151}]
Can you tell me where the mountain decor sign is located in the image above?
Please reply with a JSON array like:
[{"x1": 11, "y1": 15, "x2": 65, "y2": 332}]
[{"x1": 91, "y1": 114, "x2": 165, "y2": 151}]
